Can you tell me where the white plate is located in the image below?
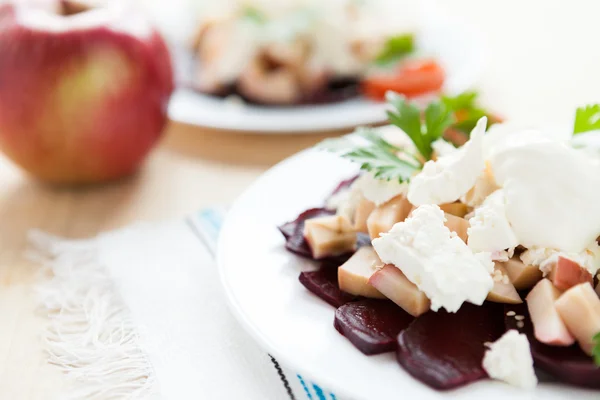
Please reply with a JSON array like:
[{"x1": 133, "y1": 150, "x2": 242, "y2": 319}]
[
  {"x1": 217, "y1": 149, "x2": 597, "y2": 400},
  {"x1": 168, "y1": 3, "x2": 485, "y2": 133}
]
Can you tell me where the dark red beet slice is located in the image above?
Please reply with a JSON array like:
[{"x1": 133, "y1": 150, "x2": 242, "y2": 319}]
[
  {"x1": 279, "y1": 208, "x2": 333, "y2": 241},
  {"x1": 335, "y1": 299, "x2": 414, "y2": 355},
  {"x1": 299, "y1": 264, "x2": 357, "y2": 308},
  {"x1": 280, "y1": 208, "x2": 337, "y2": 260},
  {"x1": 279, "y1": 175, "x2": 358, "y2": 241},
  {"x1": 505, "y1": 304, "x2": 600, "y2": 389},
  {"x1": 279, "y1": 207, "x2": 370, "y2": 264},
  {"x1": 397, "y1": 302, "x2": 504, "y2": 390}
]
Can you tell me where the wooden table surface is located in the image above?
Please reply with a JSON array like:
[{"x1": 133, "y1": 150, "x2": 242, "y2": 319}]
[{"x1": 2, "y1": 0, "x2": 600, "y2": 398}]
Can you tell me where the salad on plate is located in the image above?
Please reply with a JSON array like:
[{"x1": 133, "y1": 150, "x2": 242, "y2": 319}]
[
  {"x1": 190, "y1": 0, "x2": 445, "y2": 105},
  {"x1": 279, "y1": 93, "x2": 600, "y2": 391}
]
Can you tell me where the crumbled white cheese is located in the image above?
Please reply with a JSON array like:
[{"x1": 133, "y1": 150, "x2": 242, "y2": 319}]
[
  {"x1": 353, "y1": 172, "x2": 407, "y2": 206},
  {"x1": 491, "y1": 139, "x2": 600, "y2": 253},
  {"x1": 482, "y1": 330, "x2": 537, "y2": 389},
  {"x1": 467, "y1": 189, "x2": 518, "y2": 254},
  {"x1": 372, "y1": 204, "x2": 494, "y2": 313},
  {"x1": 520, "y1": 243, "x2": 600, "y2": 276},
  {"x1": 327, "y1": 172, "x2": 407, "y2": 220},
  {"x1": 407, "y1": 117, "x2": 487, "y2": 206}
]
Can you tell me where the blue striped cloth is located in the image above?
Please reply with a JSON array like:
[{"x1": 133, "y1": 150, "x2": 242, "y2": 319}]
[{"x1": 189, "y1": 208, "x2": 339, "y2": 400}]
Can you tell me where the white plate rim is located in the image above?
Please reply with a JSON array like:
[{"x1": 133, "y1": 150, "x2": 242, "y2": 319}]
[{"x1": 216, "y1": 150, "x2": 363, "y2": 398}]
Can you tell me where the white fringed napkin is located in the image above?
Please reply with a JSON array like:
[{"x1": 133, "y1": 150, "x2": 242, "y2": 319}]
[{"x1": 28, "y1": 210, "x2": 339, "y2": 400}]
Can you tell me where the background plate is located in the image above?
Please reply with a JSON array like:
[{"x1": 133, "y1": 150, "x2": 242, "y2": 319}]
[
  {"x1": 217, "y1": 149, "x2": 597, "y2": 399},
  {"x1": 168, "y1": 2, "x2": 485, "y2": 133}
]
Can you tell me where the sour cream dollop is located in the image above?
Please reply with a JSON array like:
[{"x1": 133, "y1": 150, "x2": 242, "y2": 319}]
[{"x1": 490, "y1": 139, "x2": 600, "y2": 253}]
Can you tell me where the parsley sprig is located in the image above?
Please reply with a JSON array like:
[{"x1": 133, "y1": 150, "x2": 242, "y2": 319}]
[
  {"x1": 386, "y1": 92, "x2": 455, "y2": 160},
  {"x1": 318, "y1": 128, "x2": 421, "y2": 183},
  {"x1": 374, "y1": 34, "x2": 415, "y2": 67},
  {"x1": 574, "y1": 104, "x2": 600, "y2": 134},
  {"x1": 442, "y1": 91, "x2": 494, "y2": 134},
  {"x1": 318, "y1": 93, "x2": 455, "y2": 183}
]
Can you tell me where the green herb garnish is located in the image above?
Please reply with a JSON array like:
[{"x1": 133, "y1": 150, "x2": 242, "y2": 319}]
[
  {"x1": 318, "y1": 128, "x2": 421, "y2": 183},
  {"x1": 374, "y1": 34, "x2": 415, "y2": 66},
  {"x1": 441, "y1": 91, "x2": 492, "y2": 134},
  {"x1": 574, "y1": 104, "x2": 600, "y2": 134},
  {"x1": 318, "y1": 94, "x2": 456, "y2": 183},
  {"x1": 442, "y1": 91, "x2": 478, "y2": 111},
  {"x1": 592, "y1": 332, "x2": 600, "y2": 366},
  {"x1": 387, "y1": 92, "x2": 455, "y2": 160}
]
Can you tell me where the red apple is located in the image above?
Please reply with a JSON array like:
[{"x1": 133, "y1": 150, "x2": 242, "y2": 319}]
[{"x1": 0, "y1": 1, "x2": 174, "y2": 184}]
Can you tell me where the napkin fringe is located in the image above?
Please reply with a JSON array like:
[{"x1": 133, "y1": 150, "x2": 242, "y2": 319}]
[{"x1": 28, "y1": 230, "x2": 159, "y2": 400}]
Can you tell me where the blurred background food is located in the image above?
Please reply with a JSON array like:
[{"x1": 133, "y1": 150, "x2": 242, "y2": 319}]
[
  {"x1": 185, "y1": 0, "x2": 438, "y2": 105},
  {"x1": 0, "y1": 0, "x2": 454, "y2": 185}
]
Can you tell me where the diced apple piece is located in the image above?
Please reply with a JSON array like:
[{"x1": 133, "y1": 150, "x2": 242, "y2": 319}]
[
  {"x1": 367, "y1": 195, "x2": 413, "y2": 240},
  {"x1": 555, "y1": 283, "x2": 600, "y2": 355},
  {"x1": 303, "y1": 215, "x2": 357, "y2": 259},
  {"x1": 462, "y1": 161, "x2": 499, "y2": 207},
  {"x1": 548, "y1": 257, "x2": 593, "y2": 291},
  {"x1": 444, "y1": 213, "x2": 469, "y2": 243},
  {"x1": 526, "y1": 279, "x2": 575, "y2": 346},
  {"x1": 487, "y1": 264, "x2": 522, "y2": 304},
  {"x1": 353, "y1": 198, "x2": 376, "y2": 234},
  {"x1": 338, "y1": 247, "x2": 386, "y2": 299},
  {"x1": 439, "y1": 202, "x2": 470, "y2": 218},
  {"x1": 368, "y1": 264, "x2": 430, "y2": 317},
  {"x1": 502, "y1": 258, "x2": 542, "y2": 290}
]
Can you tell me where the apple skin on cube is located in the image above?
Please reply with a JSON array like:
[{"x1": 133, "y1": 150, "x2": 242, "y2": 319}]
[
  {"x1": 555, "y1": 282, "x2": 600, "y2": 355},
  {"x1": 504, "y1": 303, "x2": 600, "y2": 389},
  {"x1": 368, "y1": 264, "x2": 430, "y2": 317},
  {"x1": 526, "y1": 279, "x2": 575, "y2": 346},
  {"x1": 548, "y1": 257, "x2": 593, "y2": 292}
]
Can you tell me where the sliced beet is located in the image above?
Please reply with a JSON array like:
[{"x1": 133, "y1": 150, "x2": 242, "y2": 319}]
[
  {"x1": 335, "y1": 299, "x2": 414, "y2": 355},
  {"x1": 299, "y1": 265, "x2": 357, "y2": 308},
  {"x1": 279, "y1": 208, "x2": 333, "y2": 242},
  {"x1": 505, "y1": 304, "x2": 600, "y2": 389},
  {"x1": 280, "y1": 208, "x2": 336, "y2": 260},
  {"x1": 279, "y1": 207, "x2": 370, "y2": 264},
  {"x1": 397, "y1": 302, "x2": 505, "y2": 390}
]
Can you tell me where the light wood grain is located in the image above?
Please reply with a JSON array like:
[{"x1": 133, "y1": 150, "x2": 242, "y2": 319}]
[
  {"x1": 0, "y1": 121, "x2": 334, "y2": 399},
  {"x1": 2, "y1": 0, "x2": 600, "y2": 398}
]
